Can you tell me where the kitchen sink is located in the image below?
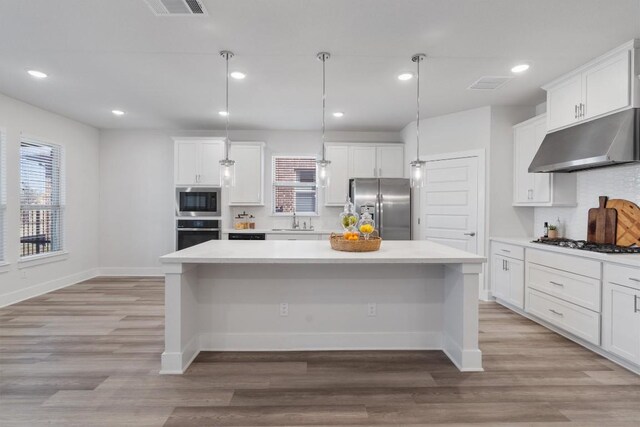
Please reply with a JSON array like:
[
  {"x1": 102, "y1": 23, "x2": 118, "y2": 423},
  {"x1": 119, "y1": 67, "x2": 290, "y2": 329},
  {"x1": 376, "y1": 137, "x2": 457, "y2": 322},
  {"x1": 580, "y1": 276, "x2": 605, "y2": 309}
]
[{"x1": 271, "y1": 228, "x2": 316, "y2": 232}]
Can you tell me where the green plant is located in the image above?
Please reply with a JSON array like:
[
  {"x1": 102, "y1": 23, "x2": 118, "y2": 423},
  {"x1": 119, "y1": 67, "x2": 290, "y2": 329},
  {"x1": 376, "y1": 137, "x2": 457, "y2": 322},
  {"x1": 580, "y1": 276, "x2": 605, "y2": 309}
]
[{"x1": 548, "y1": 225, "x2": 557, "y2": 230}]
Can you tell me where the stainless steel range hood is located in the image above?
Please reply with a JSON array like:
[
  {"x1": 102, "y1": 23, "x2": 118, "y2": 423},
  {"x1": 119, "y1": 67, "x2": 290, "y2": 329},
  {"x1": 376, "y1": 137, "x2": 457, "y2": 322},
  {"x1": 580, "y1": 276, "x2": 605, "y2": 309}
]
[{"x1": 529, "y1": 108, "x2": 640, "y2": 173}]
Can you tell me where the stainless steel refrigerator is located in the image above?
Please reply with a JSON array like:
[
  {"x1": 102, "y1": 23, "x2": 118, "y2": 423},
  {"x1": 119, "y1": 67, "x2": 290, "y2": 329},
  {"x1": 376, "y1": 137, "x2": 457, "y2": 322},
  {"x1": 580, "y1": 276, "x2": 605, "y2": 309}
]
[{"x1": 349, "y1": 178, "x2": 411, "y2": 240}]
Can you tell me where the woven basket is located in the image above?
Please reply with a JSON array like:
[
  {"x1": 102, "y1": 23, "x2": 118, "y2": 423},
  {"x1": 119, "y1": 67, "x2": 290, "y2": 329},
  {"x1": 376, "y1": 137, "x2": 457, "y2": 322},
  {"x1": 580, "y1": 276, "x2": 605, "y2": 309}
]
[{"x1": 330, "y1": 232, "x2": 382, "y2": 252}]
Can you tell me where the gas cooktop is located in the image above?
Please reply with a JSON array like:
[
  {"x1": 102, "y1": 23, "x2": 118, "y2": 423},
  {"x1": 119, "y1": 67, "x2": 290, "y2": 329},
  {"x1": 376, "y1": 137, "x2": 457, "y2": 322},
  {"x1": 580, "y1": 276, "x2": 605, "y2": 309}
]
[{"x1": 531, "y1": 238, "x2": 640, "y2": 254}]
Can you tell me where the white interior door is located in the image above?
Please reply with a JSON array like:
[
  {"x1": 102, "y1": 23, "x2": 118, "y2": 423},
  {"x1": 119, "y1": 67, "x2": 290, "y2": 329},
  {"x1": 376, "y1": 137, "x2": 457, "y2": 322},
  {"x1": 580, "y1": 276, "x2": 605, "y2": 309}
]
[{"x1": 421, "y1": 156, "x2": 479, "y2": 253}]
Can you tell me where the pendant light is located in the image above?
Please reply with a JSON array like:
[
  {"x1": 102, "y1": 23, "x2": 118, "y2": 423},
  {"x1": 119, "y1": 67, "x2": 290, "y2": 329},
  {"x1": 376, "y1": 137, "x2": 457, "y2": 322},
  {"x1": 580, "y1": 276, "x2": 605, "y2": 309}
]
[
  {"x1": 316, "y1": 52, "x2": 331, "y2": 189},
  {"x1": 409, "y1": 53, "x2": 427, "y2": 188},
  {"x1": 219, "y1": 50, "x2": 236, "y2": 188}
]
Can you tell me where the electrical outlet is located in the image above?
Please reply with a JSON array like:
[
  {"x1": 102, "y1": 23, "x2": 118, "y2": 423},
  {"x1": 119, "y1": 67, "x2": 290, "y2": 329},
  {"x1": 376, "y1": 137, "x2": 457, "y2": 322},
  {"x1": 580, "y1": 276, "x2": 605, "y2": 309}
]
[
  {"x1": 279, "y1": 303, "x2": 289, "y2": 316},
  {"x1": 367, "y1": 302, "x2": 376, "y2": 317}
]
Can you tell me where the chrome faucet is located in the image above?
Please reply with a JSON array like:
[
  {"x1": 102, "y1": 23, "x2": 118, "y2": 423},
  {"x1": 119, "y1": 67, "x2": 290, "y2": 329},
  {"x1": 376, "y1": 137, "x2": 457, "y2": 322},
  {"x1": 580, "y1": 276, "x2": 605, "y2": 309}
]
[{"x1": 291, "y1": 212, "x2": 300, "y2": 229}]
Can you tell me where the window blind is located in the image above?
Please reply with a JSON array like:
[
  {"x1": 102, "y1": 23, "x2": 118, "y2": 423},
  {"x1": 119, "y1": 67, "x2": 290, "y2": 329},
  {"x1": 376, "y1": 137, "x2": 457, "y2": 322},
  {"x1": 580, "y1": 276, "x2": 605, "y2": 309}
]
[
  {"x1": 20, "y1": 138, "x2": 64, "y2": 257},
  {"x1": 0, "y1": 129, "x2": 6, "y2": 263},
  {"x1": 272, "y1": 156, "x2": 317, "y2": 214}
]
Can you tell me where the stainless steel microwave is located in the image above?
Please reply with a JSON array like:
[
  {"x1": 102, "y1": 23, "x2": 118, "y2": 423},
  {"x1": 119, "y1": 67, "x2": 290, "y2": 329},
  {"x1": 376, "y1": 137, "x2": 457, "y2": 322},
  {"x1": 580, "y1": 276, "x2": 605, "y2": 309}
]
[{"x1": 176, "y1": 187, "x2": 221, "y2": 217}]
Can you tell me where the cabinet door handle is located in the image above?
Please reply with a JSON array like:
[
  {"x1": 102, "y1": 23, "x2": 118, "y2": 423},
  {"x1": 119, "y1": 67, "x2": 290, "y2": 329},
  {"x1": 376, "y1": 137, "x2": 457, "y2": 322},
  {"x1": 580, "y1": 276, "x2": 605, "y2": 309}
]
[
  {"x1": 580, "y1": 103, "x2": 585, "y2": 118},
  {"x1": 550, "y1": 281, "x2": 564, "y2": 287},
  {"x1": 635, "y1": 295, "x2": 639, "y2": 313},
  {"x1": 574, "y1": 105, "x2": 578, "y2": 119},
  {"x1": 463, "y1": 232, "x2": 476, "y2": 236},
  {"x1": 503, "y1": 259, "x2": 506, "y2": 271},
  {"x1": 549, "y1": 309, "x2": 564, "y2": 317},
  {"x1": 505, "y1": 260, "x2": 509, "y2": 271}
]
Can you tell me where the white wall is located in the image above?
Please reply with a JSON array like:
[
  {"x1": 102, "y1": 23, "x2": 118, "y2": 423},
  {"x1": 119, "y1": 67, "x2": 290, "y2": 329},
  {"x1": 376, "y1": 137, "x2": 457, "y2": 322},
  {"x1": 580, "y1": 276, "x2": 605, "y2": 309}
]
[
  {"x1": 0, "y1": 93, "x2": 100, "y2": 306},
  {"x1": 402, "y1": 106, "x2": 534, "y2": 241},
  {"x1": 402, "y1": 105, "x2": 535, "y2": 299},
  {"x1": 534, "y1": 163, "x2": 640, "y2": 239},
  {"x1": 98, "y1": 129, "x2": 401, "y2": 273}
]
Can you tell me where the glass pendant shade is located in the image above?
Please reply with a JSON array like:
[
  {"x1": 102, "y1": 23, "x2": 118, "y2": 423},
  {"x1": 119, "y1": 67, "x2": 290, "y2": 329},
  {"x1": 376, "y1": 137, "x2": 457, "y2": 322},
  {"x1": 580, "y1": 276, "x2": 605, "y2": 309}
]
[
  {"x1": 410, "y1": 160, "x2": 426, "y2": 188},
  {"x1": 219, "y1": 158, "x2": 236, "y2": 188},
  {"x1": 317, "y1": 159, "x2": 331, "y2": 188}
]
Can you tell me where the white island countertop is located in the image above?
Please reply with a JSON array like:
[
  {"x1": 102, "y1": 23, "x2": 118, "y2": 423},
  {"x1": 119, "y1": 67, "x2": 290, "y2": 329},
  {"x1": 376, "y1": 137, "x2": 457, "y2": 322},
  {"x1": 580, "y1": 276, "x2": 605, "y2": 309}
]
[{"x1": 160, "y1": 240, "x2": 486, "y2": 265}]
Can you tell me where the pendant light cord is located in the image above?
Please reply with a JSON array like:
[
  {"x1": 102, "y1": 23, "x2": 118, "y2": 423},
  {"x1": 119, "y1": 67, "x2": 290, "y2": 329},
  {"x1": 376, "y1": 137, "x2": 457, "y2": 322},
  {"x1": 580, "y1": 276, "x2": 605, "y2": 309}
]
[
  {"x1": 225, "y1": 53, "x2": 230, "y2": 161},
  {"x1": 321, "y1": 55, "x2": 326, "y2": 162},
  {"x1": 415, "y1": 56, "x2": 420, "y2": 161}
]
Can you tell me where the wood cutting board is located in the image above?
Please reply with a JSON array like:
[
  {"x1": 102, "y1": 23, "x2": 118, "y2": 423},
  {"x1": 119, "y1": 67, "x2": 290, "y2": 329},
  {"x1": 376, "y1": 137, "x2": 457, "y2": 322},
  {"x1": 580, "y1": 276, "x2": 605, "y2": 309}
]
[
  {"x1": 587, "y1": 196, "x2": 617, "y2": 245},
  {"x1": 606, "y1": 198, "x2": 640, "y2": 247}
]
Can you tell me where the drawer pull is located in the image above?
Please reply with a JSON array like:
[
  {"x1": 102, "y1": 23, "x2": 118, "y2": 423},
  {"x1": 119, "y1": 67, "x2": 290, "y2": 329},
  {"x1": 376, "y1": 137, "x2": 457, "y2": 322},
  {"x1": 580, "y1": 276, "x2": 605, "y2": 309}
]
[
  {"x1": 629, "y1": 277, "x2": 640, "y2": 283},
  {"x1": 549, "y1": 281, "x2": 564, "y2": 287},
  {"x1": 549, "y1": 309, "x2": 564, "y2": 317},
  {"x1": 501, "y1": 249, "x2": 511, "y2": 253}
]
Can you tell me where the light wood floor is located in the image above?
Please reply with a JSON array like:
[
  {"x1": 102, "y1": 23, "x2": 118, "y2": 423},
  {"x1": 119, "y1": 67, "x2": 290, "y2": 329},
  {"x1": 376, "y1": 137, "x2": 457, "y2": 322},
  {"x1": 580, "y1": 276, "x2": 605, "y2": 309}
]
[{"x1": 1, "y1": 278, "x2": 639, "y2": 426}]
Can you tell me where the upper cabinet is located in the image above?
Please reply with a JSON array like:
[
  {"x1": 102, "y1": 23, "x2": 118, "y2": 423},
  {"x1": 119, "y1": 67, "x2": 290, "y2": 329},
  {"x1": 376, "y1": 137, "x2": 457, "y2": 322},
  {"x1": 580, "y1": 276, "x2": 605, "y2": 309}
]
[
  {"x1": 543, "y1": 40, "x2": 639, "y2": 132},
  {"x1": 512, "y1": 114, "x2": 576, "y2": 207},
  {"x1": 229, "y1": 142, "x2": 264, "y2": 206},
  {"x1": 325, "y1": 142, "x2": 405, "y2": 206},
  {"x1": 174, "y1": 138, "x2": 225, "y2": 186}
]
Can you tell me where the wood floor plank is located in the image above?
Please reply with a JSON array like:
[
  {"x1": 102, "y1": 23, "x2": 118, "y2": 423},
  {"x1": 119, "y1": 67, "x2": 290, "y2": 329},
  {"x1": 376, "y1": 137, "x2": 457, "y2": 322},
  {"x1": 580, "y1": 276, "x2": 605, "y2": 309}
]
[{"x1": 1, "y1": 278, "x2": 639, "y2": 426}]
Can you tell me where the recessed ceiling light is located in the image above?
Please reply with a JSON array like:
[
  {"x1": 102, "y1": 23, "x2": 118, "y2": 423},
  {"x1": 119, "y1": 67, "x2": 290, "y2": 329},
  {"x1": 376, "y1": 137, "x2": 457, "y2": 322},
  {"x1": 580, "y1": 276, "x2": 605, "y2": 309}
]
[
  {"x1": 111, "y1": 110, "x2": 125, "y2": 116},
  {"x1": 230, "y1": 71, "x2": 246, "y2": 80},
  {"x1": 333, "y1": 112, "x2": 344, "y2": 118},
  {"x1": 27, "y1": 70, "x2": 47, "y2": 79},
  {"x1": 397, "y1": 73, "x2": 413, "y2": 81},
  {"x1": 218, "y1": 111, "x2": 229, "y2": 116},
  {"x1": 511, "y1": 64, "x2": 530, "y2": 73}
]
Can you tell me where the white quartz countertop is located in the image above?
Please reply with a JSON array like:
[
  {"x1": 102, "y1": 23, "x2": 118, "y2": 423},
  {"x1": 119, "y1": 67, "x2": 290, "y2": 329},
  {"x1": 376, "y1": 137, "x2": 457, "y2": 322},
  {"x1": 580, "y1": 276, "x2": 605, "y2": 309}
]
[
  {"x1": 491, "y1": 237, "x2": 640, "y2": 268},
  {"x1": 161, "y1": 240, "x2": 486, "y2": 265},
  {"x1": 222, "y1": 228, "x2": 337, "y2": 235}
]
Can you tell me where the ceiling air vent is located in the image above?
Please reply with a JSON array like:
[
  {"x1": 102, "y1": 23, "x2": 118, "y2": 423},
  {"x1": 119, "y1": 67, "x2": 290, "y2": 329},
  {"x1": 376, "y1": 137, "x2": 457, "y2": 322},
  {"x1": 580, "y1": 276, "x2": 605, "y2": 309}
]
[
  {"x1": 143, "y1": 0, "x2": 208, "y2": 16},
  {"x1": 467, "y1": 76, "x2": 513, "y2": 90}
]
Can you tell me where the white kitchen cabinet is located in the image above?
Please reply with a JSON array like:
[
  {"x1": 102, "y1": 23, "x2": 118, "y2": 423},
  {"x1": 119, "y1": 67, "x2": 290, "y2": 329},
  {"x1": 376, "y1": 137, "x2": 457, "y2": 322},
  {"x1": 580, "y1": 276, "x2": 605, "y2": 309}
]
[
  {"x1": 377, "y1": 145, "x2": 404, "y2": 178},
  {"x1": 174, "y1": 138, "x2": 225, "y2": 186},
  {"x1": 349, "y1": 145, "x2": 377, "y2": 178},
  {"x1": 546, "y1": 74, "x2": 583, "y2": 131},
  {"x1": 324, "y1": 143, "x2": 404, "y2": 206},
  {"x1": 229, "y1": 142, "x2": 264, "y2": 206},
  {"x1": 324, "y1": 144, "x2": 350, "y2": 205},
  {"x1": 491, "y1": 243, "x2": 524, "y2": 309},
  {"x1": 602, "y1": 264, "x2": 640, "y2": 365},
  {"x1": 512, "y1": 115, "x2": 576, "y2": 206},
  {"x1": 543, "y1": 40, "x2": 638, "y2": 132}
]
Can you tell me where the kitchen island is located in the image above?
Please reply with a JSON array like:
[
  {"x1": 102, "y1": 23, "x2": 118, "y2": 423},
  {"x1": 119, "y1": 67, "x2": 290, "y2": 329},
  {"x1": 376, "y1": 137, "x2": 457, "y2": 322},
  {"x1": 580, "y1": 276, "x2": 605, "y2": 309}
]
[{"x1": 159, "y1": 240, "x2": 485, "y2": 374}]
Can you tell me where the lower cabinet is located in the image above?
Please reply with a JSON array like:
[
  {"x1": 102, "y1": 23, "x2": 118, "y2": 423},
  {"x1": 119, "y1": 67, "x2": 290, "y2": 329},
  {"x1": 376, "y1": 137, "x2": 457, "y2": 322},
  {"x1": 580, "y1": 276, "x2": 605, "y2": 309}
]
[
  {"x1": 602, "y1": 265, "x2": 640, "y2": 365},
  {"x1": 492, "y1": 254, "x2": 524, "y2": 309},
  {"x1": 491, "y1": 242, "x2": 525, "y2": 309}
]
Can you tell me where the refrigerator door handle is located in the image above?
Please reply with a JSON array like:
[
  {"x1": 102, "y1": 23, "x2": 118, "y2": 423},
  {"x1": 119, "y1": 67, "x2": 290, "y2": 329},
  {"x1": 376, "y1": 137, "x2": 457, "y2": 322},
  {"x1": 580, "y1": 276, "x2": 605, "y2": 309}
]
[{"x1": 378, "y1": 193, "x2": 384, "y2": 238}]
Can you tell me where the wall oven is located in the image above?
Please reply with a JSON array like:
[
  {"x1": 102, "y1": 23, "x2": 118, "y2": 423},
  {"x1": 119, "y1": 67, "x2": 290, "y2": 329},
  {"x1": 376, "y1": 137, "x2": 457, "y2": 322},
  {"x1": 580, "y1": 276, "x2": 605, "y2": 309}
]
[
  {"x1": 176, "y1": 187, "x2": 221, "y2": 217},
  {"x1": 176, "y1": 219, "x2": 220, "y2": 250}
]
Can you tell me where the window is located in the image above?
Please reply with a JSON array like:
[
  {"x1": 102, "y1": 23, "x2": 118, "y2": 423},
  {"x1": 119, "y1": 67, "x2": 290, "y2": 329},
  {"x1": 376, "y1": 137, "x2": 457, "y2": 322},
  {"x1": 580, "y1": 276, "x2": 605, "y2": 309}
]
[
  {"x1": 0, "y1": 128, "x2": 6, "y2": 263},
  {"x1": 20, "y1": 138, "x2": 64, "y2": 258},
  {"x1": 272, "y1": 156, "x2": 317, "y2": 214}
]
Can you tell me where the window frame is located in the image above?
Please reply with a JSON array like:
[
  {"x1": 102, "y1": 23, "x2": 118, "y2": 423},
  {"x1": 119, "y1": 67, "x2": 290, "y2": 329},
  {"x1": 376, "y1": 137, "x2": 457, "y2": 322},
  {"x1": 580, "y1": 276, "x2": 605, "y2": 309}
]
[
  {"x1": 18, "y1": 134, "x2": 66, "y2": 263},
  {"x1": 271, "y1": 155, "x2": 319, "y2": 216}
]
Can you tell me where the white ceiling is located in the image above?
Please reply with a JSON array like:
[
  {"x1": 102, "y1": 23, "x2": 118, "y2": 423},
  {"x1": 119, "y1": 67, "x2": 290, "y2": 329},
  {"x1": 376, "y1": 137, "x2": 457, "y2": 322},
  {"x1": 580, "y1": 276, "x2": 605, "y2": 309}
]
[{"x1": 0, "y1": 0, "x2": 638, "y2": 131}]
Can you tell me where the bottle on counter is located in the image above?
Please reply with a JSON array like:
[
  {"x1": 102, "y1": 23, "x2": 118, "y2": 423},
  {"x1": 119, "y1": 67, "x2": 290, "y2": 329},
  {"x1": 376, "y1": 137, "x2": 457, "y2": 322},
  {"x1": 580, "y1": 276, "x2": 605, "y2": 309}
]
[
  {"x1": 543, "y1": 222, "x2": 549, "y2": 238},
  {"x1": 555, "y1": 217, "x2": 562, "y2": 238}
]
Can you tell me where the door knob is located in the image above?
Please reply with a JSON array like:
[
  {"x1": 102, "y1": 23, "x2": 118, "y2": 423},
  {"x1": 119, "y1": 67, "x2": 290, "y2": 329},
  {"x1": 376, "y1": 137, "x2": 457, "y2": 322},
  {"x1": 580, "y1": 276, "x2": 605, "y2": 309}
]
[{"x1": 464, "y1": 232, "x2": 476, "y2": 236}]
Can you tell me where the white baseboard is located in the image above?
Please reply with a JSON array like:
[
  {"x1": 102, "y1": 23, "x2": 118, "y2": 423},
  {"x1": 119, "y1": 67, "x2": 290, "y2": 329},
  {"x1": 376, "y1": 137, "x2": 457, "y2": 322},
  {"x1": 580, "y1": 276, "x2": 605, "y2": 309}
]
[
  {"x1": 0, "y1": 268, "x2": 99, "y2": 308},
  {"x1": 97, "y1": 267, "x2": 163, "y2": 277},
  {"x1": 442, "y1": 333, "x2": 484, "y2": 372},
  {"x1": 198, "y1": 331, "x2": 443, "y2": 351}
]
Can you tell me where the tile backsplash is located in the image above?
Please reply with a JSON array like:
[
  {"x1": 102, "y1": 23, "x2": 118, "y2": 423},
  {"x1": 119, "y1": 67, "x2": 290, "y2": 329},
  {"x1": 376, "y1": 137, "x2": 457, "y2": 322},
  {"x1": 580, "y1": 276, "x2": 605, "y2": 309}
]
[{"x1": 533, "y1": 163, "x2": 640, "y2": 240}]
